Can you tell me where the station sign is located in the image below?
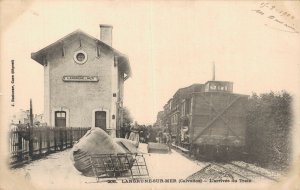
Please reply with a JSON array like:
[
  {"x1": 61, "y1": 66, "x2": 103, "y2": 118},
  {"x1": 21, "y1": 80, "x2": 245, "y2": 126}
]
[{"x1": 63, "y1": 76, "x2": 99, "y2": 82}]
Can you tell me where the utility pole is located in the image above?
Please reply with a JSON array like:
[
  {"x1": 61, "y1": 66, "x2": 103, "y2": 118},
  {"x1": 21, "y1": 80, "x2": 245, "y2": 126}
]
[
  {"x1": 30, "y1": 99, "x2": 33, "y2": 127},
  {"x1": 29, "y1": 99, "x2": 33, "y2": 158}
]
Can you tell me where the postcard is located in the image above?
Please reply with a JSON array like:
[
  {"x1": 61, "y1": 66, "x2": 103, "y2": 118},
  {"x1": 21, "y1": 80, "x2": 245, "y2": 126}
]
[{"x1": 0, "y1": 1, "x2": 299, "y2": 190}]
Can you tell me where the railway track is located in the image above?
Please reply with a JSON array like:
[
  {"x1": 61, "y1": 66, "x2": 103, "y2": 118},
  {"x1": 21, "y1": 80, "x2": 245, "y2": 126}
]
[
  {"x1": 172, "y1": 146, "x2": 279, "y2": 182},
  {"x1": 186, "y1": 161, "x2": 278, "y2": 182},
  {"x1": 213, "y1": 162, "x2": 278, "y2": 182}
]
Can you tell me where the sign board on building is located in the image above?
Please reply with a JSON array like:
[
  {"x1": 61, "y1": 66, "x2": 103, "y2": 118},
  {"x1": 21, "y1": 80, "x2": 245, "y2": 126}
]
[{"x1": 62, "y1": 76, "x2": 99, "y2": 82}]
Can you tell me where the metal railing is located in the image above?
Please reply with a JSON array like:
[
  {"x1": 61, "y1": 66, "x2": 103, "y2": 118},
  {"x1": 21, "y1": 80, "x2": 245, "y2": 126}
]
[{"x1": 90, "y1": 153, "x2": 149, "y2": 181}]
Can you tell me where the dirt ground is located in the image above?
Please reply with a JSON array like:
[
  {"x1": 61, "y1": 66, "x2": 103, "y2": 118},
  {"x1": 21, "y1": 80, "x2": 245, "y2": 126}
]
[{"x1": 8, "y1": 143, "x2": 204, "y2": 189}]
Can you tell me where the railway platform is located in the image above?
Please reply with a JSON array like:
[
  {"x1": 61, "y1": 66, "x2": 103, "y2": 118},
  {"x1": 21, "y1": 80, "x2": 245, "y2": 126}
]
[
  {"x1": 6, "y1": 143, "x2": 282, "y2": 190},
  {"x1": 8, "y1": 143, "x2": 204, "y2": 189}
]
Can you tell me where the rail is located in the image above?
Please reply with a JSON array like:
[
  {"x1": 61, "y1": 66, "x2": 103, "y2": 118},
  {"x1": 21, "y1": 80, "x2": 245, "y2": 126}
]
[{"x1": 227, "y1": 162, "x2": 278, "y2": 182}]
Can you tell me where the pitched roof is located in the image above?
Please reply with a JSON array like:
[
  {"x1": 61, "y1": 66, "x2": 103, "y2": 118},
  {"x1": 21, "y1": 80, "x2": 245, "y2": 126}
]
[{"x1": 31, "y1": 29, "x2": 131, "y2": 76}]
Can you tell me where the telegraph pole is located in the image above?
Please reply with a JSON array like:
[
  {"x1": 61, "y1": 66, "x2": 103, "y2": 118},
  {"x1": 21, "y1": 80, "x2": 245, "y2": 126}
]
[
  {"x1": 30, "y1": 99, "x2": 33, "y2": 127},
  {"x1": 29, "y1": 99, "x2": 33, "y2": 158}
]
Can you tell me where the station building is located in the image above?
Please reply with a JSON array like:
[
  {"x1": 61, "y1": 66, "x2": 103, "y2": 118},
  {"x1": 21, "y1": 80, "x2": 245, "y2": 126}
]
[{"x1": 31, "y1": 25, "x2": 131, "y2": 137}]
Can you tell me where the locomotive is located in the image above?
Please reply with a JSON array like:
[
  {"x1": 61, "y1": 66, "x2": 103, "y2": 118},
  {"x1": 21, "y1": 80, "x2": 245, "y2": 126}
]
[{"x1": 161, "y1": 78, "x2": 248, "y2": 161}]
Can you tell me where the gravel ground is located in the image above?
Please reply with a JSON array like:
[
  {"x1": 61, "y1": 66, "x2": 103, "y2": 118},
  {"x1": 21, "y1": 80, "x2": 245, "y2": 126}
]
[
  {"x1": 186, "y1": 161, "x2": 282, "y2": 183},
  {"x1": 232, "y1": 161, "x2": 282, "y2": 180}
]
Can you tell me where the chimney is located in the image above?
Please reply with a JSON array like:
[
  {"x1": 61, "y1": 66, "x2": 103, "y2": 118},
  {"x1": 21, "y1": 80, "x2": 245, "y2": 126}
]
[{"x1": 100, "y1": 24, "x2": 113, "y2": 46}]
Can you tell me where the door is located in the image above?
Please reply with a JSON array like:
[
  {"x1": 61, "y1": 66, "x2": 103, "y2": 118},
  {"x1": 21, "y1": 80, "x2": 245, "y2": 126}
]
[
  {"x1": 95, "y1": 111, "x2": 106, "y2": 131},
  {"x1": 55, "y1": 111, "x2": 66, "y2": 127}
]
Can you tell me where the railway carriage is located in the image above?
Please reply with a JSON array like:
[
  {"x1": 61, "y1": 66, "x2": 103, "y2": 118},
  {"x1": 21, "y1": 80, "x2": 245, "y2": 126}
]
[
  {"x1": 161, "y1": 80, "x2": 248, "y2": 161},
  {"x1": 189, "y1": 80, "x2": 248, "y2": 160}
]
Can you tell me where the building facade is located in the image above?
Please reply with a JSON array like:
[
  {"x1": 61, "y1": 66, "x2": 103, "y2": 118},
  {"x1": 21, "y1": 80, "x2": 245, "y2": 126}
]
[
  {"x1": 31, "y1": 25, "x2": 131, "y2": 137},
  {"x1": 161, "y1": 84, "x2": 203, "y2": 141}
]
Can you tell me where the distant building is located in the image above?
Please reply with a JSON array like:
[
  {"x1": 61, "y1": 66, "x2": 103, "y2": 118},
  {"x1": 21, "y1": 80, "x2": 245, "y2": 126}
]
[
  {"x1": 10, "y1": 109, "x2": 45, "y2": 126},
  {"x1": 34, "y1": 114, "x2": 45, "y2": 125},
  {"x1": 154, "y1": 111, "x2": 165, "y2": 127},
  {"x1": 31, "y1": 25, "x2": 131, "y2": 137},
  {"x1": 10, "y1": 109, "x2": 30, "y2": 124},
  {"x1": 162, "y1": 84, "x2": 203, "y2": 137}
]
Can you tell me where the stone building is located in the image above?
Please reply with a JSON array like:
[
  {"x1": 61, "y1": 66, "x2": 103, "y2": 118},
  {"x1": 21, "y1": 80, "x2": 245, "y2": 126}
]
[{"x1": 31, "y1": 25, "x2": 131, "y2": 137}]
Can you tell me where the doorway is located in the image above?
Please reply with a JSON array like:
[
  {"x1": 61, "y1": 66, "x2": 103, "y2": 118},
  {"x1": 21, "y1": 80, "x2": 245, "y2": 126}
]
[
  {"x1": 95, "y1": 111, "x2": 106, "y2": 131},
  {"x1": 55, "y1": 111, "x2": 66, "y2": 127}
]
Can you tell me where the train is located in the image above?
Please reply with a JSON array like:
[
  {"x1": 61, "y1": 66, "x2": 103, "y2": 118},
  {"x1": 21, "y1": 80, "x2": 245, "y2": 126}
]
[{"x1": 158, "y1": 79, "x2": 248, "y2": 161}]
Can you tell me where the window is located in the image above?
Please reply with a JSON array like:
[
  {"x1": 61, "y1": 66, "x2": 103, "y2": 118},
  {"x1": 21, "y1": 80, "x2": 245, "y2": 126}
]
[
  {"x1": 171, "y1": 114, "x2": 178, "y2": 125},
  {"x1": 76, "y1": 53, "x2": 85, "y2": 62},
  {"x1": 186, "y1": 99, "x2": 191, "y2": 114},
  {"x1": 210, "y1": 85, "x2": 216, "y2": 90},
  {"x1": 56, "y1": 112, "x2": 66, "y2": 118},
  {"x1": 181, "y1": 101, "x2": 186, "y2": 116},
  {"x1": 73, "y1": 50, "x2": 88, "y2": 64},
  {"x1": 205, "y1": 84, "x2": 209, "y2": 92}
]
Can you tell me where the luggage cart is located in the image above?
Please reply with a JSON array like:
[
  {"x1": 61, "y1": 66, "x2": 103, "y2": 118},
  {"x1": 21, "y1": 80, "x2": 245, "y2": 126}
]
[{"x1": 90, "y1": 153, "x2": 149, "y2": 182}]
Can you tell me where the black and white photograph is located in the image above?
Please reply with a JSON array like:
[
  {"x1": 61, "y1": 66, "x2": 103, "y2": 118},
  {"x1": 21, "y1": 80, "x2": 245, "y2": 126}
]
[{"x1": 0, "y1": 1, "x2": 299, "y2": 190}]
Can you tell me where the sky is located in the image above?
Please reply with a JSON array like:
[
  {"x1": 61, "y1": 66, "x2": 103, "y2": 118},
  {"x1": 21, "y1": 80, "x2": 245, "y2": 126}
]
[{"x1": 1, "y1": 0, "x2": 300, "y2": 124}]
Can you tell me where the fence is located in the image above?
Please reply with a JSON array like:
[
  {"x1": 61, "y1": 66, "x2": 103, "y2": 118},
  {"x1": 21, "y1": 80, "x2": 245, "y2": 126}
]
[{"x1": 9, "y1": 125, "x2": 90, "y2": 167}]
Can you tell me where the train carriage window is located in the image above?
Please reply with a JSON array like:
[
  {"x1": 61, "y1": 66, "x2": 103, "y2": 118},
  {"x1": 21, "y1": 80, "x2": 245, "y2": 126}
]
[
  {"x1": 210, "y1": 85, "x2": 216, "y2": 90},
  {"x1": 205, "y1": 84, "x2": 209, "y2": 91}
]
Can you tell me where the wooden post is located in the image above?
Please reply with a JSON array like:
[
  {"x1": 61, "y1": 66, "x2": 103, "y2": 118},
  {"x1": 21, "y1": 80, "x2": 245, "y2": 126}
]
[
  {"x1": 47, "y1": 127, "x2": 50, "y2": 153},
  {"x1": 54, "y1": 128, "x2": 57, "y2": 151},
  {"x1": 64, "y1": 128, "x2": 67, "y2": 149},
  {"x1": 70, "y1": 128, "x2": 73, "y2": 147},
  {"x1": 60, "y1": 128, "x2": 63, "y2": 150},
  {"x1": 17, "y1": 131, "x2": 23, "y2": 161},
  {"x1": 29, "y1": 99, "x2": 34, "y2": 158},
  {"x1": 30, "y1": 99, "x2": 33, "y2": 126},
  {"x1": 28, "y1": 127, "x2": 33, "y2": 158},
  {"x1": 39, "y1": 129, "x2": 42, "y2": 156}
]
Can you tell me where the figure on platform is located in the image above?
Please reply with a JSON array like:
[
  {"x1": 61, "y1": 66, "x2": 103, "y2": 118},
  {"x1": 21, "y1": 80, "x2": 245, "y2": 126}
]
[
  {"x1": 123, "y1": 123, "x2": 131, "y2": 139},
  {"x1": 128, "y1": 121, "x2": 140, "y2": 147}
]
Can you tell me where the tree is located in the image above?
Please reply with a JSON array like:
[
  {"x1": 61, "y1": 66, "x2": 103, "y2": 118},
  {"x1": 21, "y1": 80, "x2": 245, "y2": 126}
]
[
  {"x1": 122, "y1": 107, "x2": 133, "y2": 126},
  {"x1": 246, "y1": 91, "x2": 292, "y2": 171}
]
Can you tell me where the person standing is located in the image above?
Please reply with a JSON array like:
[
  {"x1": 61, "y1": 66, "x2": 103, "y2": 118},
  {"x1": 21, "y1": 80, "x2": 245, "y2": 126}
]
[
  {"x1": 128, "y1": 122, "x2": 140, "y2": 147},
  {"x1": 166, "y1": 133, "x2": 172, "y2": 153}
]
